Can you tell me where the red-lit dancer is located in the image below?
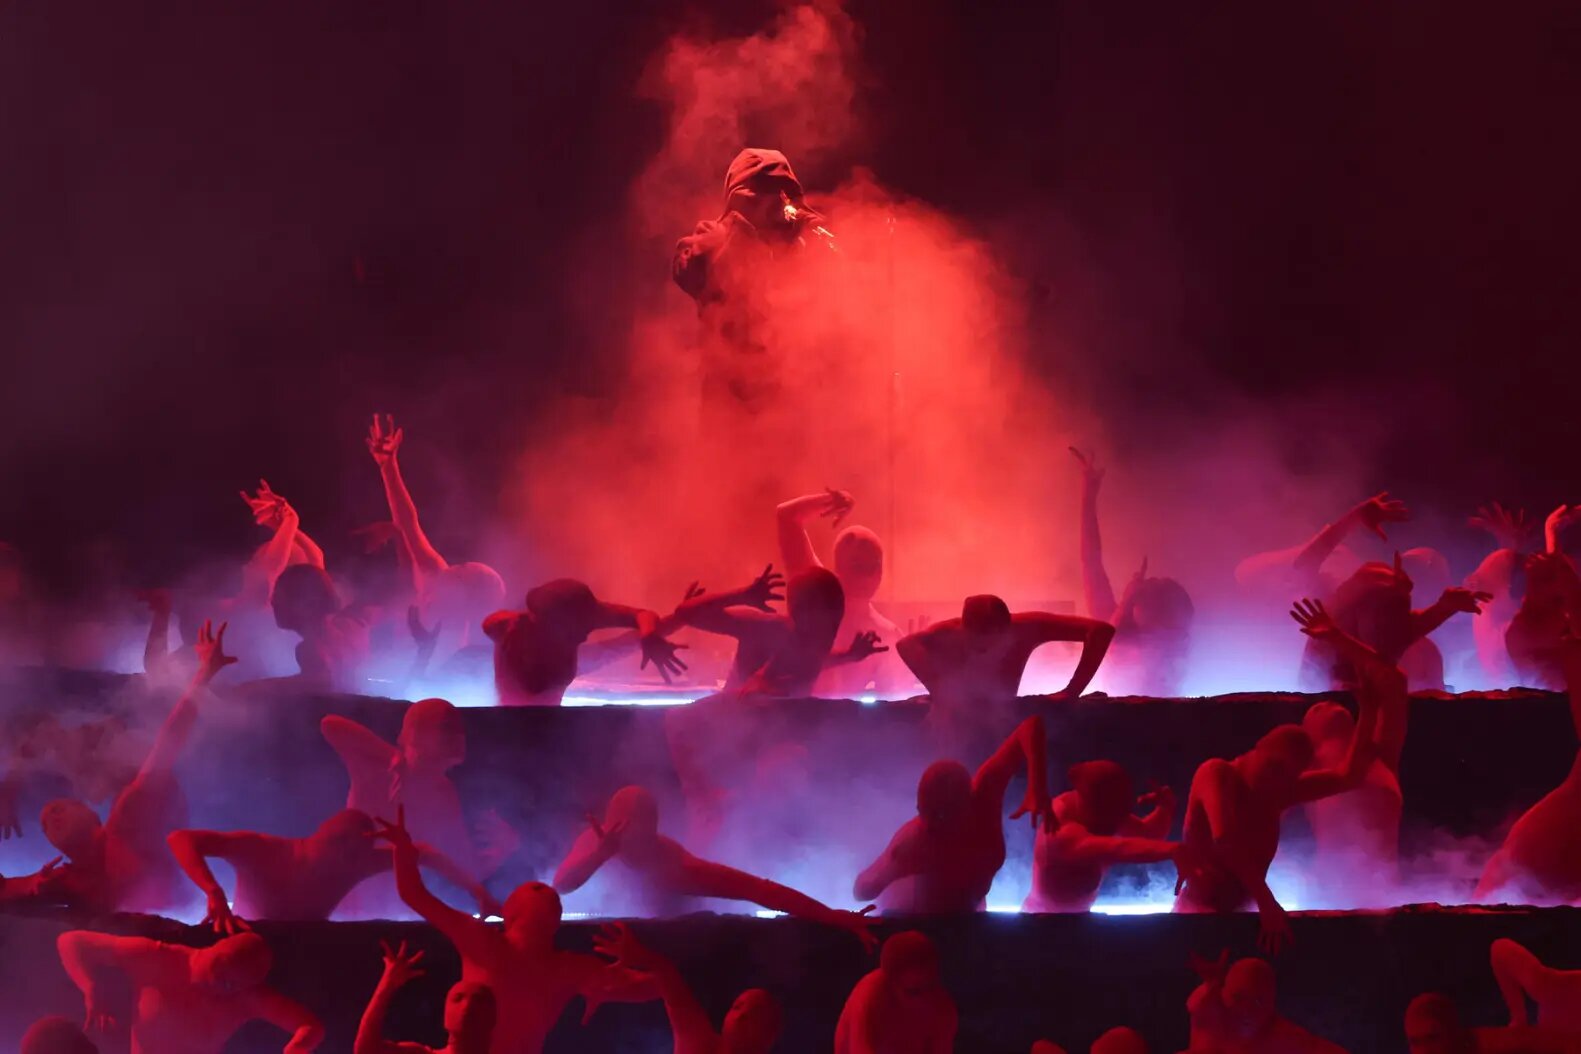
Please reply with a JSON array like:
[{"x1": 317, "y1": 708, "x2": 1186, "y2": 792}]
[
  {"x1": 1491, "y1": 939, "x2": 1581, "y2": 1037},
  {"x1": 1477, "y1": 568, "x2": 1581, "y2": 904},
  {"x1": 142, "y1": 484, "x2": 315, "y2": 683},
  {"x1": 1174, "y1": 600, "x2": 1390, "y2": 953},
  {"x1": 485, "y1": 579, "x2": 685, "y2": 706},
  {"x1": 354, "y1": 940, "x2": 497, "y2": 1054},
  {"x1": 1464, "y1": 503, "x2": 1538, "y2": 684},
  {"x1": 897, "y1": 595, "x2": 1112, "y2": 755},
  {"x1": 1185, "y1": 952, "x2": 1347, "y2": 1053},
  {"x1": 834, "y1": 931, "x2": 958, "y2": 1054},
  {"x1": 20, "y1": 1017, "x2": 98, "y2": 1054},
  {"x1": 1404, "y1": 992, "x2": 1581, "y2": 1054},
  {"x1": 1025, "y1": 761, "x2": 1193, "y2": 913},
  {"x1": 554, "y1": 785, "x2": 877, "y2": 949},
  {"x1": 668, "y1": 565, "x2": 884, "y2": 697},
  {"x1": 776, "y1": 489, "x2": 908, "y2": 696},
  {"x1": 0, "y1": 621, "x2": 235, "y2": 913},
  {"x1": 168, "y1": 808, "x2": 497, "y2": 930},
  {"x1": 366, "y1": 415, "x2": 506, "y2": 670},
  {"x1": 1070, "y1": 449, "x2": 1194, "y2": 696},
  {"x1": 57, "y1": 930, "x2": 323, "y2": 1054},
  {"x1": 1297, "y1": 552, "x2": 1488, "y2": 692},
  {"x1": 1505, "y1": 505, "x2": 1581, "y2": 690},
  {"x1": 854, "y1": 714, "x2": 1052, "y2": 913},
  {"x1": 1299, "y1": 641, "x2": 1410, "y2": 898},
  {"x1": 320, "y1": 698, "x2": 479, "y2": 879},
  {"x1": 374, "y1": 808, "x2": 658, "y2": 1054},
  {"x1": 593, "y1": 922, "x2": 784, "y2": 1054}
]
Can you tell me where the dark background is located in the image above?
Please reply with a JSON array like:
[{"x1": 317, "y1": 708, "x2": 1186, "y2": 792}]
[{"x1": 3, "y1": 0, "x2": 1578, "y2": 592}]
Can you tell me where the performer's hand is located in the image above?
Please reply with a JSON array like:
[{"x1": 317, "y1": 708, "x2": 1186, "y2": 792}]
[
  {"x1": 639, "y1": 635, "x2": 688, "y2": 684},
  {"x1": 827, "y1": 905, "x2": 879, "y2": 953},
  {"x1": 1439, "y1": 587, "x2": 1494, "y2": 616},
  {"x1": 1351, "y1": 492, "x2": 1410, "y2": 540},
  {"x1": 204, "y1": 890, "x2": 252, "y2": 936},
  {"x1": 367, "y1": 413, "x2": 404, "y2": 465},
  {"x1": 192, "y1": 620, "x2": 238, "y2": 683},
  {"x1": 1257, "y1": 902, "x2": 1294, "y2": 956},
  {"x1": 820, "y1": 488, "x2": 855, "y2": 528},
  {"x1": 739, "y1": 565, "x2": 786, "y2": 612},
  {"x1": 379, "y1": 940, "x2": 427, "y2": 989},
  {"x1": 1289, "y1": 598, "x2": 1340, "y2": 642},
  {"x1": 1068, "y1": 447, "x2": 1104, "y2": 491},
  {"x1": 1010, "y1": 783, "x2": 1056, "y2": 831},
  {"x1": 845, "y1": 630, "x2": 888, "y2": 662},
  {"x1": 1469, "y1": 502, "x2": 1535, "y2": 551}
]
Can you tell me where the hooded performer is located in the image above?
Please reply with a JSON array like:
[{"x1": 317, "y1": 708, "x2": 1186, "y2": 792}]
[{"x1": 673, "y1": 148, "x2": 833, "y2": 411}]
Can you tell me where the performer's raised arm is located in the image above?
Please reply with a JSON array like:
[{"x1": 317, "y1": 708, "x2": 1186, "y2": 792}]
[
  {"x1": 1069, "y1": 449, "x2": 1118, "y2": 620},
  {"x1": 1011, "y1": 613, "x2": 1115, "y2": 700},
  {"x1": 592, "y1": 923, "x2": 716, "y2": 1050},
  {"x1": 776, "y1": 489, "x2": 853, "y2": 575}
]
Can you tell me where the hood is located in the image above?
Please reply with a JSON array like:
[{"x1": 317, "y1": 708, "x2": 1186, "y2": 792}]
[{"x1": 724, "y1": 148, "x2": 803, "y2": 203}]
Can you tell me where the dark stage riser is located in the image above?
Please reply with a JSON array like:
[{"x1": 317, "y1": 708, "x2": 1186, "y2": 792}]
[
  {"x1": 0, "y1": 907, "x2": 1575, "y2": 1052},
  {"x1": 0, "y1": 667, "x2": 1571, "y2": 897}
]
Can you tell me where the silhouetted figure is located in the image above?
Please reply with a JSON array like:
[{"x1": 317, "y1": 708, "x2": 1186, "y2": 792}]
[
  {"x1": 167, "y1": 808, "x2": 495, "y2": 929},
  {"x1": 1507, "y1": 516, "x2": 1581, "y2": 690},
  {"x1": 1070, "y1": 449, "x2": 1193, "y2": 696},
  {"x1": 321, "y1": 699, "x2": 479, "y2": 879},
  {"x1": 374, "y1": 808, "x2": 658, "y2": 1054},
  {"x1": 1025, "y1": 761, "x2": 1192, "y2": 913},
  {"x1": 897, "y1": 595, "x2": 1111, "y2": 756},
  {"x1": 1175, "y1": 600, "x2": 1390, "y2": 952},
  {"x1": 1465, "y1": 503, "x2": 1537, "y2": 684},
  {"x1": 854, "y1": 714, "x2": 1051, "y2": 913},
  {"x1": 835, "y1": 931, "x2": 957, "y2": 1054},
  {"x1": 270, "y1": 563, "x2": 377, "y2": 691},
  {"x1": 777, "y1": 489, "x2": 907, "y2": 696},
  {"x1": 1297, "y1": 552, "x2": 1488, "y2": 693},
  {"x1": 1492, "y1": 939, "x2": 1581, "y2": 1037},
  {"x1": 1299, "y1": 658, "x2": 1409, "y2": 900},
  {"x1": 674, "y1": 148, "x2": 832, "y2": 413},
  {"x1": 20, "y1": 1017, "x2": 98, "y2": 1054},
  {"x1": 366, "y1": 415, "x2": 506, "y2": 670},
  {"x1": 1, "y1": 621, "x2": 236, "y2": 913},
  {"x1": 1186, "y1": 953, "x2": 1346, "y2": 1053},
  {"x1": 594, "y1": 922, "x2": 784, "y2": 1054},
  {"x1": 355, "y1": 940, "x2": 497, "y2": 1054},
  {"x1": 553, "y1": 785, "x2": 876, "y2": 948},
  {"x1": 669, "y1": 565, "x2": 884, "y2": 697},
  {"x1": 56, "y1": 930, "x2": 322, "y2": 1053},
  {"x1": 485, "y1": 579, "x2": 684, "y2": 706},
  {"x1": 1404, "y1": 992, "x2": 1581, "y2": 1054}
]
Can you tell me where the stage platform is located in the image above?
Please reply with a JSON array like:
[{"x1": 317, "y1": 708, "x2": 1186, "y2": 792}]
[
  {"x1": 0, "y1": 666, "x2": 1569, "y2": 891},
  {"x1": 0, "y1": 667, "x2": 1576, "y2": 1049},
  {"x1": 0, "y1": 904, "x2": 1574, "y2": 1052}
]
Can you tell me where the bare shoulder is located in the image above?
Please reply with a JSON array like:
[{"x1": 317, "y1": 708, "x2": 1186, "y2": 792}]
[{"x1": 1193, "y1": 758, "x2": 1237, "y2": 788}]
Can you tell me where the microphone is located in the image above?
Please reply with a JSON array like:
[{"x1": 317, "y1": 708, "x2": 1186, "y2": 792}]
[{"x1": 782, "y1": 196, "x2": 838, "y2": 252}]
